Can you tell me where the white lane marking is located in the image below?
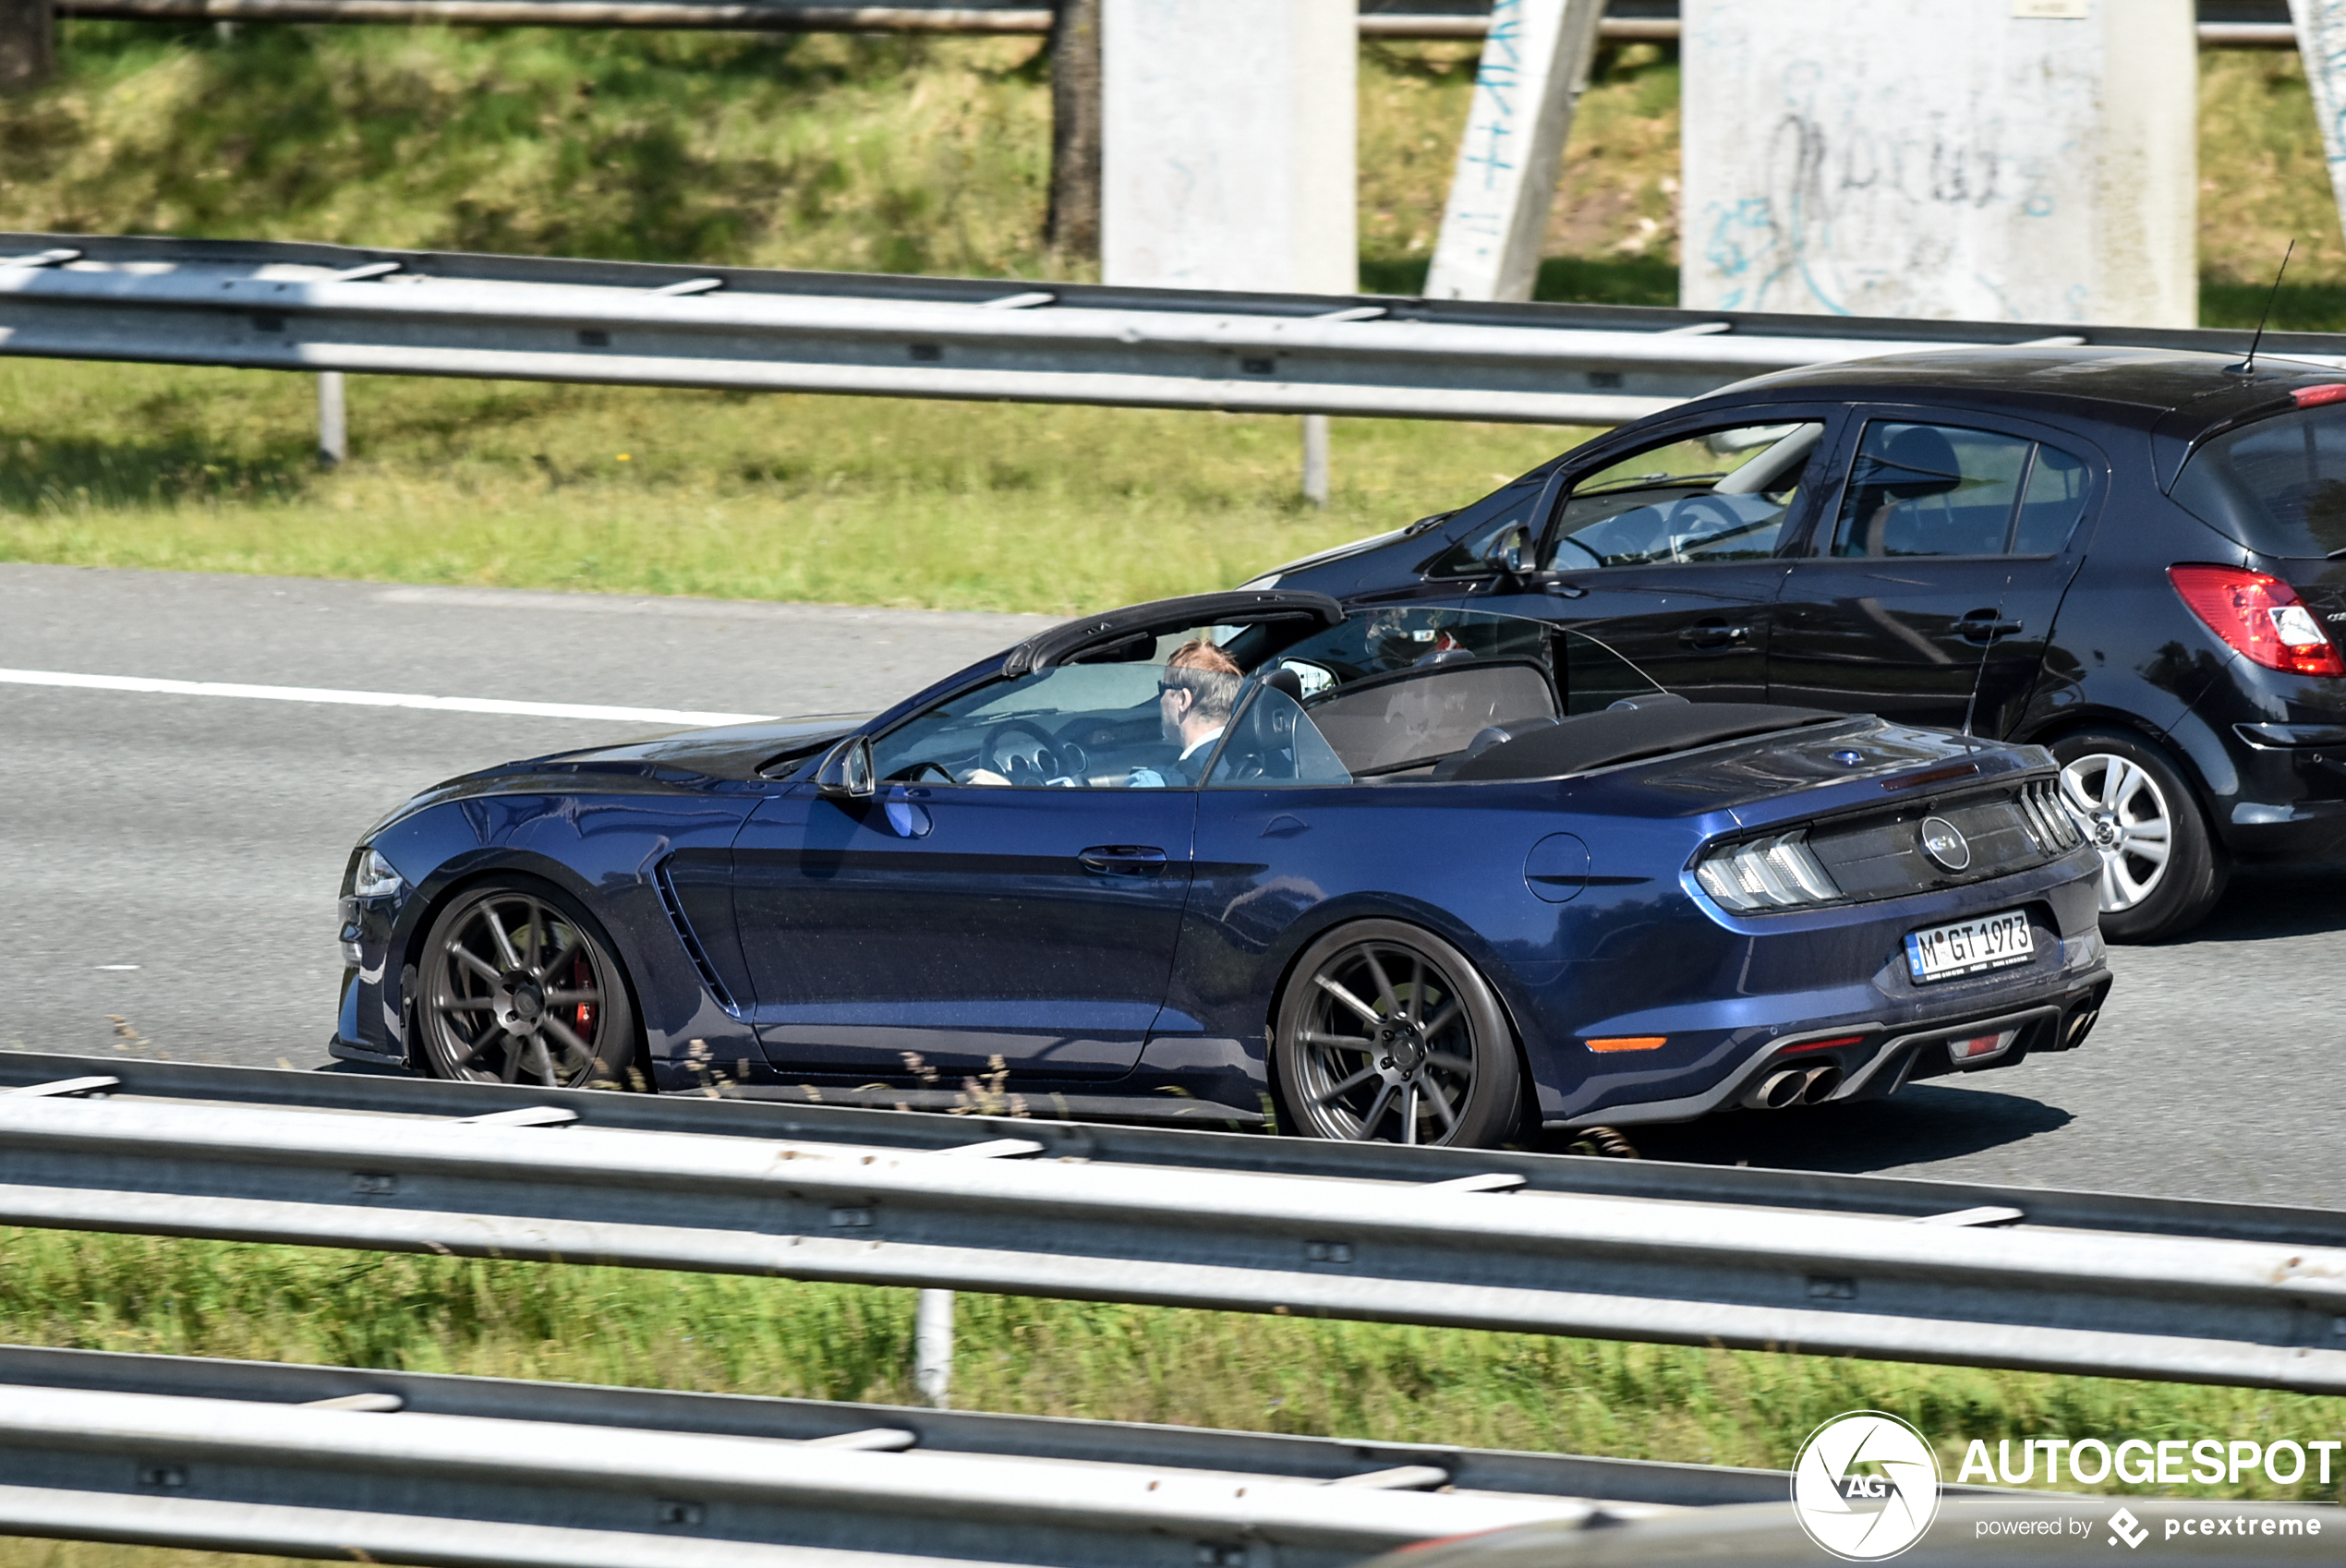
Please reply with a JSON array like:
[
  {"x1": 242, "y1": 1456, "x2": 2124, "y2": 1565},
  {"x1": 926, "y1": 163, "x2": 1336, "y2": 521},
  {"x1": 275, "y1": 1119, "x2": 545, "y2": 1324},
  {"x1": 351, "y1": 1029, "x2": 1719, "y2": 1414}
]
[{"x1": 0, "y1": 668, "x2": 773, "y2": 728}]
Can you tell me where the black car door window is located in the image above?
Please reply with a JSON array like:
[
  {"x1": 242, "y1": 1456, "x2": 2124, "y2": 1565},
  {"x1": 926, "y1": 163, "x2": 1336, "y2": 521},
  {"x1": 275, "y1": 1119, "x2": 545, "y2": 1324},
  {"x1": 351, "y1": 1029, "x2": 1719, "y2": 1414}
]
[
  {"x1": 2012, "y1": 440, "x2": 2093, "y2": 554},
  {"x1": 1545, "y1": 422, "x2": 1824, "y2": 569},
  {"x1": 1829, "y1": 422, "x2": 2088, "y2": 559}
]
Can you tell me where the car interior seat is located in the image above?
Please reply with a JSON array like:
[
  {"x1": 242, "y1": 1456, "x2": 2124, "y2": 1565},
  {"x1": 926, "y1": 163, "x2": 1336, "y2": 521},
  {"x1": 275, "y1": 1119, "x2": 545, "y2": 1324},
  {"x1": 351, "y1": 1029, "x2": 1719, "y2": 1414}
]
[{"x1": 1215, "y1": 667, "x2": 1308, "y2": 782}]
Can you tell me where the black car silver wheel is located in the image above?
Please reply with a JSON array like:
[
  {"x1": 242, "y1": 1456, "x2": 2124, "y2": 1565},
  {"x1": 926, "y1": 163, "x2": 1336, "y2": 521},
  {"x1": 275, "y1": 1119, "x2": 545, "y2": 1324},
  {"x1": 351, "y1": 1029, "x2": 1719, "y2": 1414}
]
[
  {"x1": 2048, "y1": 729, "x2": 2226, "y2": 943},
  {"x1": 417, "y1": 882, "x2": 638, "y2": 1087},
  {"x1": 2060, "y1": 751, "x2": 2172, "y2": 911},
  {"x1": 1274, "y1": 921, "x2": 1520, "y2": 1148}
]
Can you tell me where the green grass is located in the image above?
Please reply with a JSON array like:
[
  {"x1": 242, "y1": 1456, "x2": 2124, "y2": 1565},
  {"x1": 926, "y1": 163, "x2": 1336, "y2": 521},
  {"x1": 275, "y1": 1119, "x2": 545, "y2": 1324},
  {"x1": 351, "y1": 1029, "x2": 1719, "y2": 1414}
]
[
  {"x1": 0, "y1": 356, "x2": 1597, "y2": 613},
  {"x1": 0, "y1": 1226, "x2": 2334, "y2": 1505}
]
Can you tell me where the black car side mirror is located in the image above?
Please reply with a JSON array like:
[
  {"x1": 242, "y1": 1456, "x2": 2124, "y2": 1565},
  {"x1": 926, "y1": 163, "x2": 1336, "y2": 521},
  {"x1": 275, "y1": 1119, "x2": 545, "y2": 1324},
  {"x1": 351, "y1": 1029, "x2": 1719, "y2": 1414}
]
[
  {"x1": 1483, "y1": 524, "x2": 1533, "y2": 577},
  {"x1": 815, "y1": 735, "x2": 877, "y2": 801}
]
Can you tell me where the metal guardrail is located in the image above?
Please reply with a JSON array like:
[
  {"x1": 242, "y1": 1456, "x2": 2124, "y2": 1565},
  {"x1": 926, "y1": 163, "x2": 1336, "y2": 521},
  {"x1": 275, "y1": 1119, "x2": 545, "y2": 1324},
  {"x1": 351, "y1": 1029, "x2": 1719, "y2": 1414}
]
[
  {"x1": 2, "y1": 1053, "x2": 2344, "y2": 1395},
  {"x1": 0, "y1": 233, "x2": 2337, "y2": 427},
  {"x1": 5, "y1": 1049, "x2": 2342, "y2": 1248},
  {"x1": 41, "y1": 0, "x2": 2306, "y2": 46},
  {"x1": 0, "y1": 1345, "x2": 1687, "y2": 1568}
]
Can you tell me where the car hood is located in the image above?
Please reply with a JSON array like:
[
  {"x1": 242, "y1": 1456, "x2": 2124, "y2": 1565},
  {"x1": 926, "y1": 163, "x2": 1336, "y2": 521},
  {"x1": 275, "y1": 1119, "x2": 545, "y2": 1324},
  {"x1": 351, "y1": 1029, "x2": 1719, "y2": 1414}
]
[{"x1": 358, "y1": 713, "x2": 869, "y2": 842}]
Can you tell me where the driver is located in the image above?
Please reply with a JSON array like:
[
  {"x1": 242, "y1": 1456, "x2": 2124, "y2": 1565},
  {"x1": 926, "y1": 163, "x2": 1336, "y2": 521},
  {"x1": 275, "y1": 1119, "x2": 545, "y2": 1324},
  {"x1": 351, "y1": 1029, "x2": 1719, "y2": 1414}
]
[{"x1": 1129, "y1": 639, "x2": 1242, "y2": 788}]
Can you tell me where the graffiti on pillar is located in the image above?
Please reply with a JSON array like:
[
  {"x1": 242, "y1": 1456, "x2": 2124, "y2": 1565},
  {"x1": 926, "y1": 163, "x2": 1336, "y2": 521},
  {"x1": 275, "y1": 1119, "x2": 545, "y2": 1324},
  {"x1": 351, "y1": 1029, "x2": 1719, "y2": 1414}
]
[
  {"x1": 1697, "y1": 90, "x2": 2049, "y2": 319},
  {"x1": 2290, "y1": 0, "x2": 2346, "y2": 250},
  {"x1": 1446, "y1": 0, "x2": 1528, "y2": 275}
]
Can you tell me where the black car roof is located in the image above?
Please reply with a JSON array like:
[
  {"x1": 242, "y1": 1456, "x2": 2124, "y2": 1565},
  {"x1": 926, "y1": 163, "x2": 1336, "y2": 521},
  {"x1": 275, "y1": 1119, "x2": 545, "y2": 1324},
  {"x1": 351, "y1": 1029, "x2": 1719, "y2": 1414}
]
[
  {"x1": 1702, "y1": 344, "x2": 2346, "y2": 436},
  {"x1": 1683, "y1": 345, "x2": 2346, "y2": 488}
]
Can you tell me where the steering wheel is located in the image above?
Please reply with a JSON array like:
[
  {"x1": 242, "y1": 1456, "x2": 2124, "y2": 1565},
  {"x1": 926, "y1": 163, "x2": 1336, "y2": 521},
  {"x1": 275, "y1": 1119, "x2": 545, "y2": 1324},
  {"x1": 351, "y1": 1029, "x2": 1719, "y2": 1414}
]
[
  {"x1": 983, "y1": 718, "x2": 1061, "y2": 782},
  {"x1": 1550, "y1": 530, "x2": 1606, "y2": 569},
  {"x1": 1663, "y1": 494, "x2": 1753, "y2": 560}
]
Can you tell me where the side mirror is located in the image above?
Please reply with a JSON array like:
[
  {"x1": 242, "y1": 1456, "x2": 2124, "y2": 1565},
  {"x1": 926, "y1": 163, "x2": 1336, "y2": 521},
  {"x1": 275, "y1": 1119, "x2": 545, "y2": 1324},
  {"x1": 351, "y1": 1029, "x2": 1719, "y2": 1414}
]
[
  {"x1": 815, "y1": 735, "x2": 877, "y2": 801},
  {"x1": 1484, "y1": 524, "x2": 1533, "y2": 577}
]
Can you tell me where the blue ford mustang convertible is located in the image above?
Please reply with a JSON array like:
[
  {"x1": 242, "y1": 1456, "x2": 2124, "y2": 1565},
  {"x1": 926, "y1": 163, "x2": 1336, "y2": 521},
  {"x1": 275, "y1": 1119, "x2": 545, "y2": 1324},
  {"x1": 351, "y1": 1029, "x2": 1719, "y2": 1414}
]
[{"x1": 333, "y1": 591, "x2": 2111, "y2": 1147}]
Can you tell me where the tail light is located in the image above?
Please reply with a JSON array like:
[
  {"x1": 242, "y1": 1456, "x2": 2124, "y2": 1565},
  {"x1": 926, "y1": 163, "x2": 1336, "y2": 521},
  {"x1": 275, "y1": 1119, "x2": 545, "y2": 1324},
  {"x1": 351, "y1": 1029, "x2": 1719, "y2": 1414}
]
[
  {"x1": 2015, "y1": 778, "x2": 2083, "y2": 853},
  {"x1": 1694, "y1": 830, "x2": 1841, "y2": 911},
  {"x1": 2169, "y1": 564, "x2": 2346, "y2": 676}
]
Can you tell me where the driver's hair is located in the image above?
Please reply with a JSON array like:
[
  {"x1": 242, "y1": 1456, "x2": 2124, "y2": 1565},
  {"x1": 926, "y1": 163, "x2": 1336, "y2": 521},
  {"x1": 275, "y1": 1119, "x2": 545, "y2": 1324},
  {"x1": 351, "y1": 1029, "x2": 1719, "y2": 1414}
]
[{"x1": 1163, "y1": 639, "x2": 1243, "y2": 722}]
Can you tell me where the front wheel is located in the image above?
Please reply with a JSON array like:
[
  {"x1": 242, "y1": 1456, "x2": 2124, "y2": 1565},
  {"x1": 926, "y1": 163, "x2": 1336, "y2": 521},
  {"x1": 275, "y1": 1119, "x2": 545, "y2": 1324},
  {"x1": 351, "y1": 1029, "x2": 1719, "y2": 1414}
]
[
  {"x1": 414, "y1": 879, "x2": 641, "y2": 1088},
  {"x1": 1273, "y1": 920, "x2": 1522, "y2": 1148},
  {"x1": 2048, "y1": 729, "x2": 2227, "y2": 942}
]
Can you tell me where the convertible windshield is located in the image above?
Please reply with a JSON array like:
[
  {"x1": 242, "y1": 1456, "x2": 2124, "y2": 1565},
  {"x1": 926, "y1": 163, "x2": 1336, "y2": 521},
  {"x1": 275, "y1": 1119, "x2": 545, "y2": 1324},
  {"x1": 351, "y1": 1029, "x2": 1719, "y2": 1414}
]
[{"x1": 869, "y1": 607, "x2": 1663, "y2": 788}]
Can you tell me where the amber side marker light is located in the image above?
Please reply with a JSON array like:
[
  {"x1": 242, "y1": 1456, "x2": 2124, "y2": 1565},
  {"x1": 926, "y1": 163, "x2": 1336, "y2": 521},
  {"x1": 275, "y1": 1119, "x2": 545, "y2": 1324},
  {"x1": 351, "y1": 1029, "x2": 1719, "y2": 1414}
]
[{"x1": 1585, "y1": 1035, "x2": 1667, "y2": 1053}]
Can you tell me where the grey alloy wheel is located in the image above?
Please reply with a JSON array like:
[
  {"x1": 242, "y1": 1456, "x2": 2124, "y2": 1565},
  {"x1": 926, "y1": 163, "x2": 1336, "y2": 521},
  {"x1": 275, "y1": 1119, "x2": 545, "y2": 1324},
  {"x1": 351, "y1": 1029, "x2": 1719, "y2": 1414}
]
[
  {"x1": 1274, "y1": 921, "x2": 1520, "y2": 1148},
  {"x1": 417, "y1": 882, "x2": 637, "y2": 1088}
]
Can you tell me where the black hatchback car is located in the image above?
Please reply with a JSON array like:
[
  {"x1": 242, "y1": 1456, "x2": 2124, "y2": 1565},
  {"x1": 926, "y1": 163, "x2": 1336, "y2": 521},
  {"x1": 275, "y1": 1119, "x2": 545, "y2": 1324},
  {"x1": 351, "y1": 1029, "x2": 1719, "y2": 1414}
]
[{"x1": 1257, "y1": 347, "x2": 2346, "y2": 940}]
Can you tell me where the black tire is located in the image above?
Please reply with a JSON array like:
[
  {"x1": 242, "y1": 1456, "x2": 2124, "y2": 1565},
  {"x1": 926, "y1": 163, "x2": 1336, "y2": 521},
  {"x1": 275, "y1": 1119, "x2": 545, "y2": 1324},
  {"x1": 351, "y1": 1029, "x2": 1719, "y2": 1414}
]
[
  {"x1": 414, "y1": 877, "x2": 642, "y2": 1088},
  {"x1": 2048, "y1": 728, "x2": 2228, "y2": 943},
  {"x1": 1272, "y1": 920, "x2": 1522, "y2": 1148}
]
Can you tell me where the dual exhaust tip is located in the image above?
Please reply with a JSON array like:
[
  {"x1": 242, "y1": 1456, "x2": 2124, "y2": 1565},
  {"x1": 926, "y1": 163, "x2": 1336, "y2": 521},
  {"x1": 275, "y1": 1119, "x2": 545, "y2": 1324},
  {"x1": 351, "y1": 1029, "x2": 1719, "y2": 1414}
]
[{"x1": 1744, "y1": 1061, "x2": 1843, "y2": 1111}]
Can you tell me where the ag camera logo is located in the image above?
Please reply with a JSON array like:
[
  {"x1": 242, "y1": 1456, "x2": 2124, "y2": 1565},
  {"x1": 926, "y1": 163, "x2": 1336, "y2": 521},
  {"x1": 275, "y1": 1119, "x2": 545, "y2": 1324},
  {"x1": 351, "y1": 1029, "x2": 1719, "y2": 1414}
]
[{"x1": 1792, "y1": 1411, "x2": 1942, "y2": 1561}]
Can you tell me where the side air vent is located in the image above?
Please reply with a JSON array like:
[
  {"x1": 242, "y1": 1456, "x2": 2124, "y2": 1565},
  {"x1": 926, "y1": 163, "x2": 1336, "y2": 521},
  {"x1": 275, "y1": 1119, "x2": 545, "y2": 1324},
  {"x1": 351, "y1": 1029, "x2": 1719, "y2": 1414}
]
[{"x1": 655, "y1": 862, "x2": 741, "y2": 1017}]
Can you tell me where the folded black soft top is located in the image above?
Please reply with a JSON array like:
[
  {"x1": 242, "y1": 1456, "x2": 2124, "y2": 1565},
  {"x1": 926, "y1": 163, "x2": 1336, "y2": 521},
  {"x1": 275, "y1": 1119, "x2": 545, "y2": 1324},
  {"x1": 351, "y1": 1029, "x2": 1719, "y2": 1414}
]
[{"x1": 1448, "y1": 702, "x2": 1849, "y2": 782}]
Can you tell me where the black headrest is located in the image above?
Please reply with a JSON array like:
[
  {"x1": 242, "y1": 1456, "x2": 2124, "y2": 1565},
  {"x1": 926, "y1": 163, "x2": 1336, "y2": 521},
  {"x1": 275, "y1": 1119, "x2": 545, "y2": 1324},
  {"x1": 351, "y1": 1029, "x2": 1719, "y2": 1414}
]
[
  {"x1": 1448, "y1": 703, "x2": 1845, "y2": 782},
  {"x1": 1262, "y1": 667, "x2": 1304, "y2": 702}
]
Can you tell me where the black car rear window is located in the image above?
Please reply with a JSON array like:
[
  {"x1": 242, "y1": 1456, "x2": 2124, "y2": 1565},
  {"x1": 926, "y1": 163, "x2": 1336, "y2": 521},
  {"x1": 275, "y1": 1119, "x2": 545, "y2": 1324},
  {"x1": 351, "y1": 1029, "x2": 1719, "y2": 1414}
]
[{"x1": 2173, "y1": 406, "x2": 2346, "y2": 559}]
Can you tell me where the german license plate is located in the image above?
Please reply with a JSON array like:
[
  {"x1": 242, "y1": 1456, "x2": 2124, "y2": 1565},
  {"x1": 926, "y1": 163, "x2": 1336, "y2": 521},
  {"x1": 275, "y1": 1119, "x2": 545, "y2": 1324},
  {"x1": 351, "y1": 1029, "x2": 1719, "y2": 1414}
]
[{"x1": 1904, "y1": 910, "x2": 2034, "y2": 983}]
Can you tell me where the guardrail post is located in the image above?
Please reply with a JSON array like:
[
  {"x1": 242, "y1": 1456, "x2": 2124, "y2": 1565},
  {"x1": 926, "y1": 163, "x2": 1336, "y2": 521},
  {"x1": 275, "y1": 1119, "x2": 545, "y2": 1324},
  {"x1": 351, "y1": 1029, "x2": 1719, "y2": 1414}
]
[
  {"x1": 913, "y1": 1288, "x2": 954, "y2": 1409},
  {"x1": 316, "y1": 371, "x2": 346, "y2": 467},
  {"x1": 1300, "y1": 414, "x2": 1331, "y2": 506}
]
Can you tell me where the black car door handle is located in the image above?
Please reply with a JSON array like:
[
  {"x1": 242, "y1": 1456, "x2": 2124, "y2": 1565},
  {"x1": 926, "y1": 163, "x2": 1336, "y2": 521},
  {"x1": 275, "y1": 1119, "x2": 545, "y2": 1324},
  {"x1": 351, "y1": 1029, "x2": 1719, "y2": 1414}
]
[
  {"x1": 1678, "y1": 621, "x2": 1751, "y2": 649},
  {"x1": 1958, "y1": 611, "x2": 2025, "y2": 643},
  {"x1": 1079, "y1": 845, "x2": 1168, "y2": 876}
]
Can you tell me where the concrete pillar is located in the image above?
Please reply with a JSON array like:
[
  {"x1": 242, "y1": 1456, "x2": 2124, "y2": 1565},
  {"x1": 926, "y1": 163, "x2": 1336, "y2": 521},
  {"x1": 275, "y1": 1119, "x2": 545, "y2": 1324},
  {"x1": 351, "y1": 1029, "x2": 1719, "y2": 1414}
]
[
  {"x1": 1102, "y1": 0, "x2": 1357, "y2": 503},
  {"x1": 2290, "y1": 0, "x2": 2346, "y2": 257},
  {"x1": 1100, "y1": 0, "x2": 1356, "y2": 296},
  {"x1": 1680, "y1": 0, "x2": 2197, "y2": 326},
  {"x1": 1425, "y1": 0, "x2": 1606, "y2": 303}
]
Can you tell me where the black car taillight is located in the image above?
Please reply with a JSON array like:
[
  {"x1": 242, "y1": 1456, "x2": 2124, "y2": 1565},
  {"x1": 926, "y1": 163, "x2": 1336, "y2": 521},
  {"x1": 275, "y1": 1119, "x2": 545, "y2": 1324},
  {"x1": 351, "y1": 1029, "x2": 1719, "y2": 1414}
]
[
  {"x1": 2169, "y1": 564, "x2": 2346, "y2": 676},
  {"x1": 2015, "y1": 778, "x2": 2083, "y2": 853}
]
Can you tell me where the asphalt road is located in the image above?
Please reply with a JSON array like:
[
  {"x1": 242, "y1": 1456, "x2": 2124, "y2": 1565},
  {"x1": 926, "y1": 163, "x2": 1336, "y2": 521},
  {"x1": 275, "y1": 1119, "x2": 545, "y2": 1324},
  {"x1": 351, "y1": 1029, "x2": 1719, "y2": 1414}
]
[{"x1": 0, "y1": 562, "x2": 2332, "y2": 1208}]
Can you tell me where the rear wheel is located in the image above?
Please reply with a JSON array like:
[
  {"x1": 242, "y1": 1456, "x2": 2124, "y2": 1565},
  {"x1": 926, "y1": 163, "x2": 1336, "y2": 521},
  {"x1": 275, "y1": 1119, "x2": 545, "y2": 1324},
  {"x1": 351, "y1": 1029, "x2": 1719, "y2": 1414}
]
[
  {"x1": 2048, "y1": 729, "x2": 2227, "y2": 942},
  {"x1": 1273, "y1": 921, "x2": 1522, "y2": 1148},
  {"x1": 415, "y1": 879, "x2": 640, "y2": 1088}
]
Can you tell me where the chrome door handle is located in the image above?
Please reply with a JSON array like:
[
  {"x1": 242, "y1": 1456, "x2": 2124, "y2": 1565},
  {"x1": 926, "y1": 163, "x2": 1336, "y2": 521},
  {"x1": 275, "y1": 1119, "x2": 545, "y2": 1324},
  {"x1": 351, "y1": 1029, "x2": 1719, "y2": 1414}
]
[{"x1": 1079, "y1": 845, "x2": 1168, "y2": 876}]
